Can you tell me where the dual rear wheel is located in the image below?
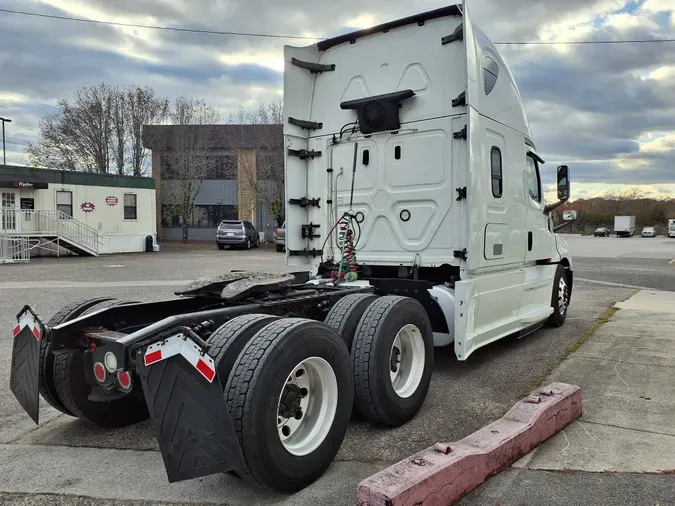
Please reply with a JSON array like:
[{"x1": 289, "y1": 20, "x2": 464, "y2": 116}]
[
  {"x1": 39, "y1": 298, "x2": 149, "y2": 428},
  {"x1": 323, "y1": 294, "x2": 434, "y2": 427},
  {"x1": 208, "y1": 315, "x2": 353, "y2": 493},
  {"x1": 39, "y1": 293, "x2": 434, "y2": 493},
  {"x1": 207, "y1": 293, "x2": 435, "y2": 493}
]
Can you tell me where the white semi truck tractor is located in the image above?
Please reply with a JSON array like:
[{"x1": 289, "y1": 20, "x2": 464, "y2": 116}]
[{"x1": 10, "y1": 2, "x2": 575, "y2": 495}]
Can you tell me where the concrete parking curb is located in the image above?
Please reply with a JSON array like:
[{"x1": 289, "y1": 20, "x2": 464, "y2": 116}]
[{"x1": 356, "y1": 382, "x2": 582, "y2": 506}]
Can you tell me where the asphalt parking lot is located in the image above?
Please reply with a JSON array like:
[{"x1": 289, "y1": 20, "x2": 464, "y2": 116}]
[
  {"x1": 0, "y1": 241, "x2": 646, "y2": 505},
  {"x1": 564, "y1": 234, "x2": 675, "y2": 291}
]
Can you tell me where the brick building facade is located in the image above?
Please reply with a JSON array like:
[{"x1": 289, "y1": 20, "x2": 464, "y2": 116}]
[{"x1": 143, "y1": 124, "x2": 283, "y2": 242}]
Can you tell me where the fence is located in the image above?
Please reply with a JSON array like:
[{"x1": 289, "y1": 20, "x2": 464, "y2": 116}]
[{"x1": 161, "y1": 227, "x2": 218, "y2": 242}]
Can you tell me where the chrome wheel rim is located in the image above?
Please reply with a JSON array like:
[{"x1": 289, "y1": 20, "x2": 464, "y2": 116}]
[
  {"x1": 277, "y1": 357, "x2": 338, "y2": 457},
  {"x1": 558, "y1": 275, "x2": 570, "y2": 315},
  {"x1": 389, "y1": 324, "x2": 425, "y2": 399}
]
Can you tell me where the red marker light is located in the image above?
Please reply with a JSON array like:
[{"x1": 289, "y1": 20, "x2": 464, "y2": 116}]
[
  {"x1": 93, "y1": 362, "x2": 106, "y2": 382},
  {"x1": 118, "y1": 371, "x2": 132, "y2": 390}
]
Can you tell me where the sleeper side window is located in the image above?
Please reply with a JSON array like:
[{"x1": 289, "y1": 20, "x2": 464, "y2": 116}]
[
  {"x1": 483, "y1": 55, "x2": 499, "y2": 95},
  {"x1": 526, "y1": 156, "x2": 541, "y2": 203},
  {"x1": 491, "y1": 147, "x2": 502, "y2": 198}
]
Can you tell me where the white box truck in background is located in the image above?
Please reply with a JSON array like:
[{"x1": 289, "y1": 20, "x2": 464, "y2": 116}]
[
  {"x1": 614, "y1": 216, "x2": 636, "y2": 237},
  {"x1": 668, "y1": 219, "x2": 675, "y2": 238}
]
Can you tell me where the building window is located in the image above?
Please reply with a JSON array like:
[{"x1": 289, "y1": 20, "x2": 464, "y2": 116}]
[
  {"x1": 1, "y1": 192, "x2": 17, "y2": 229},
  {"x1": 256, "y1": 154, "x2": 283, "y2": 179},
  {"x1": 56, "y1": 190, "x2": 73, "y2": 217},
  {"x1": 124, "y1": 194, "x2": 137, "y2": 220},
  {"x1": 207, "y1": 156, "x2": 237, "y2": 179},
  {"x1": 491, "y1": 147, "x2": 502, "y2": 198},
  {"x1": 161, "y1": 204, "x2": 237, "y2": 228}
]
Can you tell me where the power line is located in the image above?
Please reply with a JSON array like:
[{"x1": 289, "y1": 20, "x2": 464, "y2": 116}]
[
  {"x1": 1, "y1": 7, "x2": 674, "y2": 45},
  {"x1": 495, "y1": 39, "x2": 675, "y2": 45},
  {"x1": 0, "y1": 8, "x2": 318, "y2": 40}
]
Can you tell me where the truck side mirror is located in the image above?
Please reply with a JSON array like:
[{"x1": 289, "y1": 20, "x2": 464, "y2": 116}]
[
  {"x1": 557, "y1": 165, "x2": 570, "y2": 201},
  {"x1": 544, "y1": 165, "x2": 571, "y2": 215}
]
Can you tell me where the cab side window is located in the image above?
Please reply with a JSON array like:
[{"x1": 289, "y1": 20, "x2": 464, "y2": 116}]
[{"x1": 526, "y1": 156, "x2": 541, "y2": 203}]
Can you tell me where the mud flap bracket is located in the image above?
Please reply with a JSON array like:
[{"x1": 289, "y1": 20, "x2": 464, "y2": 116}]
[{"x1": 137, "y1": 354, "x2": 245, "y2": 482}]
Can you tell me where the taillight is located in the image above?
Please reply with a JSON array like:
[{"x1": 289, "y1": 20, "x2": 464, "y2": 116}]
[
  {"x1": 117, "y1": 371, "x2": 132, "y2": 391},
  {"x1": 93, "y1": 362, "x2": 106, "y2": 383}
]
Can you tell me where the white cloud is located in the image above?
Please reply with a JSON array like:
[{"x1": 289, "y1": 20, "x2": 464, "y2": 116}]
[
  {"x1": 0, "y1": 92, "x2": 31, "y2": 104},
  {"x1": 639, "y1": 132, "x2": 675, "y2": 153},
  {"x1": 218, "y1": 51, "x2": 284, "y2": 73},
  {"x1": 646, "y1": 65, "x2": 675, "y2": 80},
  {"x1": 640, "y1": 0, "x2": 675, "y2": 14}
]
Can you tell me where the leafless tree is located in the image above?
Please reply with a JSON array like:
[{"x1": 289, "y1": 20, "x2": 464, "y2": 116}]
[
  {"x1": 111, "y1": 86, "x2": 127, "y2": 175},
  {"x1": 126, "y1": 86, "x2": 169, "y2": 176},
  {"x1": 158, "y1": 96, "x2": 220, "y2": 242},
  {"x1": 27, "y1": 83, "x2": 168, "y2": 175},
  {"x1": 228, "y1": 100, "x2": 285, "y2": 225},
  {"x1": 71, "y1": 83, "x2": 113, "y2": 173},
  {"x1": 26, "y1": 112, "x2": 80, "y2": 171},
  {"x1": 605, "y1": 186, "x2": 644, "y2": 214},
  {"x1": 27, "y1": 84, "x2": 113, "y2": 172}
]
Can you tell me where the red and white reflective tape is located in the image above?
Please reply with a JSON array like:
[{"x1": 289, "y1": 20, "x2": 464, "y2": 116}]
[
  {"x1": 143, "y1": 334, "x2": 216, "y2": 383},
  {"x1": 12, "y1": 311, "x2": 41, "y2": 341}
]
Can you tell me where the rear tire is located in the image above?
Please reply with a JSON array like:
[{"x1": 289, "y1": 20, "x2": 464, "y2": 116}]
[
  {"x1": 276, "y1": 245, "x2": 283, "y2": 252},
  {"x1": 39, "y1": 298, "x2": 117, "y2": 417},
  {"x1": 209, "y1": 314, "x2": 280, "y2": 388},
  {"x1": 324, "y1": 293, "x2": 379, "y2": 351},
  {"x1": 546, "y1": 265, "x2": 571, "y2": 328},
  {"x1": 225, "y1": 319, "x2": 353, "y2": 493},
  {"x1": 217, "y1": 243, "x2": 225, "y2": 250},
  {"x1": 351, "y1": 296, "x2": 434, "y2": 427},
  {"x1": 52, "y1": 299, "x2": 149, "y2": 428}
]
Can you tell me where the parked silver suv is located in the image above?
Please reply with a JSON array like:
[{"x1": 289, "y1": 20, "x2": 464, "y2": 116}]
[
  {"x1": 216, "y1": 220, "x2": 259, "y2": 250},
  {"x1": 274, "y1": 222, "x2": 286, "y2": 252}
]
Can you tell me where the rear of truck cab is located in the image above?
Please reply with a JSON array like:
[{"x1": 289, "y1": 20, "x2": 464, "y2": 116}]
[{"x1": 283, "y1": 1, "x2": 573, "y2": 361}]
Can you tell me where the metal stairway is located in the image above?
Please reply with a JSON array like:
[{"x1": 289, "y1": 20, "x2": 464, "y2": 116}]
[{"x1": 1, "y1": 209, "x2": 99, "y2": 259}]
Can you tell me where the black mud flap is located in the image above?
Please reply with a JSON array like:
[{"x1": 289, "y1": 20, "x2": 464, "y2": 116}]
[
  {"x1": 137, "y1": 355, "x2": 245, "y2": 483},
  {"x1": 10, "y1": 306, "x2": 44, "y2": 425}
]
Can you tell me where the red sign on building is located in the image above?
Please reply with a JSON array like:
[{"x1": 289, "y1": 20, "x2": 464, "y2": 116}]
[
  {"x1": 80, "y1": 202, "x2": 95, "y2": 213},
  {"x1": 105, "y1": 196, "x2": 119, "y2": 206}
]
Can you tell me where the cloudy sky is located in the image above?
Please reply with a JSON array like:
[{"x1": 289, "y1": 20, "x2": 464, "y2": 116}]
[{"x1": 0, "y1": 0, "x2": 673, "y2": 200}]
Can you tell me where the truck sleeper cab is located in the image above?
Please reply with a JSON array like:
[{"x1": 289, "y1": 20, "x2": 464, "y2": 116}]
[
  {"x1": 9, "y1": 2, "x2": 575, "y2": 496},
  {"x1": 284, "y1": 2, "x2": 574, "y2": 360}
]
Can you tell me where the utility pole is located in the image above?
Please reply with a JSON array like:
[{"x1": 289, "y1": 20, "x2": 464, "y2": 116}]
[{"x1": 0, "y1": 117, "x2": 11, "y2": 166}]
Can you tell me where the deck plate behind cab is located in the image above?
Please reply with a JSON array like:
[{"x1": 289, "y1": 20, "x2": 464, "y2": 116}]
[{"x1": 176, "y1": 272, "x2": 296, "y2": 301}]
